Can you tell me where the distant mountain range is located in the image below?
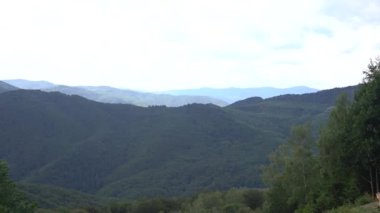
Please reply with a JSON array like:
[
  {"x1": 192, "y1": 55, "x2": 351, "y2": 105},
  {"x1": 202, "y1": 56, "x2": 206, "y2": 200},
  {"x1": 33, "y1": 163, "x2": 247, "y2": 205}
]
[
  {"x1": 3, "y1": 79, "x2": 318, "y2": 106},
  {"x1": 4, "y1": 79, "x2": 227, "y2": 107},
  {"x1": 0, "y1": 84, "x2": 357, "y2": 205},
  {"x1": 162, "y1": 86, "x2": 318, "y2": 103}
]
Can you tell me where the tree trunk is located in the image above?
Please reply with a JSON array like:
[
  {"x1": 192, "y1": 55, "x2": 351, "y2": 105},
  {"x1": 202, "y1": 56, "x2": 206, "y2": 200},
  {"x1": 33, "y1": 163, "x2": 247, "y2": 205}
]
[
  {"x1": 376, "y1": 166, "x2": 379, "y2": 193},
  {"x1": 370, "y1": 167, "x2": 374, "y2": 198}
]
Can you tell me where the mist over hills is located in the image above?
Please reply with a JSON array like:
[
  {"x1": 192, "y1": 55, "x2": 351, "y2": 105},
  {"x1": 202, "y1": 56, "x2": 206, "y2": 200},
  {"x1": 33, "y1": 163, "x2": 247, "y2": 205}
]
[
  {"x1": 3, "y1": 79, "x2": 318, "y2": 106},
  {"x1": 5, "y1": 79, "x2": 55, "y2": 89},
  {"x1": 4, "y1": 79, "x2": 227, "y2": 107},
  {"x1": 76, "y1": 86, "x2": 227, "y2": 107},
  {"x1": 0, "y1": 85, "x2": 357, "y2": 203},
  {"x1": 162, "y1": 86, "x2": 318, "y2": 103},
  {"x1": 0, "y1": 81, "x2": 18, "y2": 93}
]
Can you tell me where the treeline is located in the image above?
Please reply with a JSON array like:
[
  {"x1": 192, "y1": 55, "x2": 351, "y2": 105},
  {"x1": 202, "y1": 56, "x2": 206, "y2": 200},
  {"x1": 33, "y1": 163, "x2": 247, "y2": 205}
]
[
  {"x1": 1, "y1": 159, "x2": 265, "y2": 212},
  {"x1": 262, "y1": 58, "x2": 380, "y2": 212},
  {"x1": 0, "y1": 160, "x2": 268, "y2": 213},
  {"x1": 32, "y1": 188, "x2": 264, "y2": 213}
]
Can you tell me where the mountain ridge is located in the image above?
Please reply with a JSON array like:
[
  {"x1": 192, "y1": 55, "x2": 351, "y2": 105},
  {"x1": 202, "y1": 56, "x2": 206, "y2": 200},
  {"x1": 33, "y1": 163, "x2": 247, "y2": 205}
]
[
  {"x1": 4, "y1": 79, "x2": 320, "y2": 106},
  {"x1": 0, "y1": 85, "x2": 357, "y2": 199},
  {"x1": 3, "y1": 79, "x2": 227, "y2": 107}
]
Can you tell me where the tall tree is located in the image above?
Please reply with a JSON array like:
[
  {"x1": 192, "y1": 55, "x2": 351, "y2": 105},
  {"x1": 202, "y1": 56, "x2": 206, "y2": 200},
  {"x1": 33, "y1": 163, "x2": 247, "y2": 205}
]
[
  {"x1": 317, "y1": 94, "x2": 360, "y2": 208},
  {"x1": 317, "y1": 58, "x2": 380, "y2": 208},
  {"x1": 263, "y1": 58, "x2": 380, "y2": 212},
  {"x1": 262, "y1": 124, "x2": 318, "y2": 212},
  {"x1": 350, "y1": 58, "x2": 380, "y2": 197}
]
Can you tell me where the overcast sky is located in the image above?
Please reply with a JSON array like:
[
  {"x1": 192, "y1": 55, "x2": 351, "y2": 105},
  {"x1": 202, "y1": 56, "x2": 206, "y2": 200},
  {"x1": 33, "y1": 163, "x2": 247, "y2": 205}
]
[{"x1": 0, "y1": 0, "x2": 379, "y2": 91}]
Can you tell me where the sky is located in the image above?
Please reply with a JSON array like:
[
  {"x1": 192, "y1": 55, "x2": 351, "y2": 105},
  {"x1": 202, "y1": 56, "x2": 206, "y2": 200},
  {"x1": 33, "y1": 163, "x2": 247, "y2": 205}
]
[{"x1": 0, "y1": 0, "x2": 379, "y2": 91}]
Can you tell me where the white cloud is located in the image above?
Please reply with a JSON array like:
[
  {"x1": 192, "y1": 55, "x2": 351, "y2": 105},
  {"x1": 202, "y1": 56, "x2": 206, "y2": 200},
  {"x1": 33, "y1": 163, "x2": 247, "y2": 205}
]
[{"x1": 0, "y1": 0, "x2": 379, "y2": 91}]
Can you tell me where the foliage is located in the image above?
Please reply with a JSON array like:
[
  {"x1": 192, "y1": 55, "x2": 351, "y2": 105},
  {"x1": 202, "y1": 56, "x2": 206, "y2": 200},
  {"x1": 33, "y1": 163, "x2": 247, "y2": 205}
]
[
  {"x1": 354, "y1": 194, "x2": 373, "y2": 206},
  {"x1": 0, "y1": 161, "x2": 36, "y2": 212},
  {"x1": 349, "y1": 58, "x2": 380, "y2": 197},
  {"x1": 316, "y1": 94, "x2": 360, "y2": 209},
  {"x1": 326, "y1": 203, "x2": 379, "y2": 213},
  {"x1": 19, "y1": 183, "x2": 114, "y2": 209},
  {"x1": 262, "y1": 124, "x2": 318, "y2": 213},
  {"x1": 0, "y1": 85, "x2": 350, "y2": 199},
  {"x1": 243, "y1": 189, "x2": 265, "y2": 210},
  {"x1": 262, "y1": 58, "x2": 380, "y2": 212},
  {"x1": 318, "y1": 58, "x2": 380, "y2": 206},
  {"x1": 35, "y1": 188, "x2": 264, "y2": 213}
]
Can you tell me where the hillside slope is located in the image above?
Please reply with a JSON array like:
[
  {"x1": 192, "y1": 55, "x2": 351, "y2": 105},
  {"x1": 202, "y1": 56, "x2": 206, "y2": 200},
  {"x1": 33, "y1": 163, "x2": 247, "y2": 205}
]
[
  {"x1": 0, "y1": 86, "x2": 356, "y2": 199},
  {"x1": 226, "y1": 86, "x2": 357, "y2": 136},
  {"x1": 0, "y1": 90, "x2": 276, "y2": 198}
]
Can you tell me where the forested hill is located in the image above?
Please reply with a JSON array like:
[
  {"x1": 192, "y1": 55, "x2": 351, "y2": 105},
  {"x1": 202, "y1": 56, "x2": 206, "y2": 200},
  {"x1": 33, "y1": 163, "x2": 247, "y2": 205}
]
[
  {"x1": 0, "y1": 90, "x2": 271, "y2": 198},
  {"x1": 226, "y1": 85, "x2": 358, "y2": 136},
  {"x1": 0, "y1": 86, "x2": 356, "y2": 200},
  {"x1": 229, "y1": 85, "x2": 357, "y2": 109}
]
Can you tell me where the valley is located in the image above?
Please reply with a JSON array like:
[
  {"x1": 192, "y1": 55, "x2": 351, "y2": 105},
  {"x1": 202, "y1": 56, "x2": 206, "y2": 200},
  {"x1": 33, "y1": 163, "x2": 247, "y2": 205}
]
[{"x1": 0, "y1": 81, "x2": 356, "y2": 208}]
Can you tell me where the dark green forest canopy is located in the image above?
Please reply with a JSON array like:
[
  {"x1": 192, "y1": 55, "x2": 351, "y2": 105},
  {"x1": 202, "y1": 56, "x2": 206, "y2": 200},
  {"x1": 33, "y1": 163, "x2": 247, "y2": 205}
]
[{"x1": 0, "y1": 85, "x2": 356, "y2": 203}]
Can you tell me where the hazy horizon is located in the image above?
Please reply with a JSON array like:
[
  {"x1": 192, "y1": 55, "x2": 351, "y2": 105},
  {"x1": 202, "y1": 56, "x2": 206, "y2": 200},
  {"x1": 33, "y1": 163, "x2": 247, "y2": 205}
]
[
  {"x1": 1, "y1": 0, "x2": 379, "y2": 91},
  {"x1": 3, "y1": 78, "x2": 329, "y2": 93}
]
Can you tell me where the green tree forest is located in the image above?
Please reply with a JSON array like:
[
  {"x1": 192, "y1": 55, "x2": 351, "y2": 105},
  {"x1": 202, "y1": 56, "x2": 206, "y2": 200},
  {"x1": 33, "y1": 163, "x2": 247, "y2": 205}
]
[
  {"x1": 2, "y1": 59, "x2": 380, "y2": 212},
  {"x1": 262, "y1": 58, "x2": 380, "y2": 212}
]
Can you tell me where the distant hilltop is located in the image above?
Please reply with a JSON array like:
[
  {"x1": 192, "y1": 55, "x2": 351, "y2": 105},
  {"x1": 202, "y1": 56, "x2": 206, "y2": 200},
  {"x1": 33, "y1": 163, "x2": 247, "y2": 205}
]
[
  {"x1": 3, "y1": 79, "x2": 318, "y2": 106},
  {"x1": 160, "y1": 86, "x2": 318, "y2": 103}
]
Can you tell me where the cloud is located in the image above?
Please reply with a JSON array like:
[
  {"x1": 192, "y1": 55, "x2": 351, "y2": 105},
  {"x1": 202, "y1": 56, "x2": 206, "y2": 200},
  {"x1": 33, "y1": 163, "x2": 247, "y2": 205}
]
[{"x1": 0, "y1": 0, "x2": 379, "y2": 90}]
